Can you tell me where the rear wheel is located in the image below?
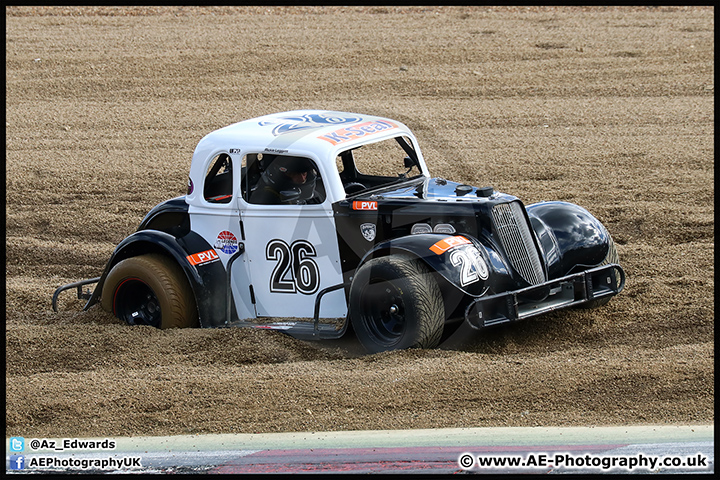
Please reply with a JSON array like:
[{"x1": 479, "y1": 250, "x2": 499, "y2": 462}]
[
  {"x1": 349, "y1": 255, "x2": 444, "y2": 353},
  {"x1": 101, "y1": 254, "x2": 198, "y2": 329}
]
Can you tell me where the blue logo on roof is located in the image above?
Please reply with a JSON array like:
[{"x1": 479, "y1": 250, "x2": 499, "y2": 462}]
[{"x1": 260, "y1": 113, "x2": 362, "y2": 136}]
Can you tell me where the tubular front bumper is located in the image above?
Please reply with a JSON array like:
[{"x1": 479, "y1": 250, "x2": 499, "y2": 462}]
[{"x1": 464, "y1": 264, "x2": 625, "y2": 329}]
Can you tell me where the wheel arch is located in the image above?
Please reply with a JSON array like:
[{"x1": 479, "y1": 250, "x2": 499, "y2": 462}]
[
  {"x1": 356, "y1": 233, "x2": 492, "y2": 321},
  {"x1": 360, "y1": 233, "x2": 491, "y2": 289},
  {"x1": 85, "y1": 230, "x2": 229, "y2": 328}
]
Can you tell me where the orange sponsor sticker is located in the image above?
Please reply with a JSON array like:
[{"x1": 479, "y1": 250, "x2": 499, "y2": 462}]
[
  {"x1": 186, "y1": 249, "x2": 219, "y2": 266},
  {"x1": 318, "y1": 120, "x2": 398, "y2": 146},
  {"x1": 429, "y1": 236, "x2": 471, "y2": 255},
  {"x1": 352, "y1": 200, "x2": 378, "y2": 211}
]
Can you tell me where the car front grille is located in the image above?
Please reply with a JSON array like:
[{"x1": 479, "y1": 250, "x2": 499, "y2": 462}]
[{"x1": 491, "y1": 201, "x2": 545, "y2": 285}]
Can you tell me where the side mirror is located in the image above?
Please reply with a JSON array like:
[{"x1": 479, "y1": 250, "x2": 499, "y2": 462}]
[{"x1": 404, "y1": 156, "x2": 418, "y2": 169}]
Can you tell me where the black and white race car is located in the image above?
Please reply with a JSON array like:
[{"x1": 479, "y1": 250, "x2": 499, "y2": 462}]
[{"x1": 53, "y1": 110, "x2": 625, "y2": 353}]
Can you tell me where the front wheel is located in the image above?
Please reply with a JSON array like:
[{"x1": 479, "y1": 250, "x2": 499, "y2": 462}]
[
  {"x1": 349, "y1": 255, "x2": 444, "y2": 354},
  {"x1": 101, "y1": 254, "x2": 198, "y2": 329}
]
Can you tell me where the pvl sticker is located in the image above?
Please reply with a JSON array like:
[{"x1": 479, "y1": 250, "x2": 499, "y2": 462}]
[
  {"x1": 186, "y1": 249, "x2": 219, "y2": 266},
  {"x1": 429, "y1": 236, "x2": 471, "y2": 255}
]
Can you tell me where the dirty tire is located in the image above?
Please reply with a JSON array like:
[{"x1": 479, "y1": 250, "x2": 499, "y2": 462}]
[
  {"x1": 579, "y1": 235, "x2": 621, "y2": 309},
  {"x1": 100, "y1": 253, "x2": 199, "y2": 329},
  {"x1": 349, "y1": 255, "x2": 444, "y2": 353}
]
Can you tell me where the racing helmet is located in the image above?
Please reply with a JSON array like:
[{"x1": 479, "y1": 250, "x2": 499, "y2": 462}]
[
  {"x1": 261, "y1": 155, "x2": 318, "y2": 202},
  {"x1": 274, "y1": 155, "x2": 314, "y2": 175}
]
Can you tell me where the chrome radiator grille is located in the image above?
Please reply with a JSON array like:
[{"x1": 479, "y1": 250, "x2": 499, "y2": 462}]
[{"x1": 491, "y1": 202, "x2": 545, "y2": 285}]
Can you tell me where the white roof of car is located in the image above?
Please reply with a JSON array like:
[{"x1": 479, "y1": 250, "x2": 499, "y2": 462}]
[
  {"x1": 192, "y1": 109, "x2": 414, "y2": 161},
  {"x1": 187, "y1": 110, "x2": 425, "y2": 207}
]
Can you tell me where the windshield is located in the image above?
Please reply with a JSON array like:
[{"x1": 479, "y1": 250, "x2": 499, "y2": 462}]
[{"x1": 336, "y1": 135, "x2": 423, "y2": 196}]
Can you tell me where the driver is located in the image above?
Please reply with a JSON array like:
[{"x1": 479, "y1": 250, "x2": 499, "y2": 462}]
[{"x1": 250, "y1": 155, "x2": 319, "y2": 205}]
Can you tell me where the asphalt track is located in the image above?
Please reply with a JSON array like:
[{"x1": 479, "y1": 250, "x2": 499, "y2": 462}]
[{"x1": 6, "y1": 425, "x2": 713, "y2": 474}]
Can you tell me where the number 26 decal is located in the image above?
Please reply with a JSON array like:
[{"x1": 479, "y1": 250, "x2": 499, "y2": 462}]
[
  {"x1": 265, "y1": 239, "x2": 320, "y2": 295},
  {"x1": 449, "y1": 247, "x2": 489, "y2": 287}
]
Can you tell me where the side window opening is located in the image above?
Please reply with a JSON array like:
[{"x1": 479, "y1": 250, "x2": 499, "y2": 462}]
[
  {"x1": 241, "y1": 153, "x2": 261, "y2": 201},
  {"x1": 243, "y1": 154, "x2": 326, "y2": 205},
  {"x1": 203, "y1": 153, "x2": 233, "y2": 204}
]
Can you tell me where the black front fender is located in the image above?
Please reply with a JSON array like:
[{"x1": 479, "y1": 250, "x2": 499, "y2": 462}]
[
  {"x1": 526, "y1": 201, "x2": 611, "y2": 279},
  {"x1": 359, "y1": 233, "x2": 499, "y2": 298}
]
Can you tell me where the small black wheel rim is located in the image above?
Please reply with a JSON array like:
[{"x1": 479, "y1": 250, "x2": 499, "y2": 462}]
[
  {"x1": 114, "y1": 278, "x2": 162, "y2": 328},
  {"x1": 359, "y1": 278, "x2": 406, "y2": 347}
]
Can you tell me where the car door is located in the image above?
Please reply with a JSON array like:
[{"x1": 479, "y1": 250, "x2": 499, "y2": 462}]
[
  {"x1": 187, "y1": 151, "x2": 257, "y2": 322},
  {"x1": 239, "y1": 153, "x2": 346, "y2": 320}
]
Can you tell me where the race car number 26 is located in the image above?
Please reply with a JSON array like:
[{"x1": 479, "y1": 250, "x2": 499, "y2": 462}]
[{"x1": 265, "y1": 239, "x2": 320, "y2": 295}]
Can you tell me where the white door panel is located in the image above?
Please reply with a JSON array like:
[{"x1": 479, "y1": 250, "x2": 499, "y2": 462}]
[
  {"x1": 241, "y1": 208, "x2": 346, "y2": 319},
  {"x1": 188, "y1": 207, "x2": 256, "y2": 321}
]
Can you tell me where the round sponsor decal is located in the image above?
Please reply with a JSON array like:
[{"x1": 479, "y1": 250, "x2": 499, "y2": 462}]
[{"x1": 214, "y1": 230, "x2": 238, "y2": 255}]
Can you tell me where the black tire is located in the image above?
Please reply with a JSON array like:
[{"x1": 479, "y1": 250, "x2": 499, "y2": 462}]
[
  {"x1": 101, "y1": 254, "x2": 199, "y2": 329},
  {"x1": 579, "y1": 235, "x2": 620, "y2": 309},
  {"x1": 349, "y1": 255, "x2": 444, "y2": 353}
]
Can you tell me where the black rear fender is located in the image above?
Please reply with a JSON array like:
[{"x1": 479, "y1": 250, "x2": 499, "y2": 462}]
[{"x1": 85, "y1": 230, "x2": 230, "y2": 327}]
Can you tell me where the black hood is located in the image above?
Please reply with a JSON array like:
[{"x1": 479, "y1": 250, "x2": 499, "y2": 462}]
[{"x1": 353, "y1": 176, "x2": 511, "y2": 203}]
